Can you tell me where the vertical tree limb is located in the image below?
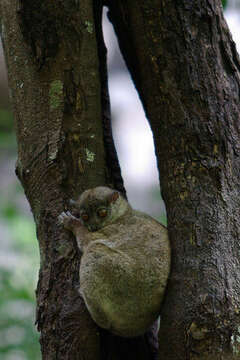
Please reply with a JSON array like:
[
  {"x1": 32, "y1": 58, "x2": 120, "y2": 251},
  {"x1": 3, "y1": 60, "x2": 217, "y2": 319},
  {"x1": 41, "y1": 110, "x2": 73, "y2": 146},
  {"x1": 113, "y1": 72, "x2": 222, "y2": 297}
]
[
  {"x1": 0, "y1": 0, "x2": 117, "y2": 358},
  {"x1": 107, "y1": 0, "x2": 240, "y2": 358}
]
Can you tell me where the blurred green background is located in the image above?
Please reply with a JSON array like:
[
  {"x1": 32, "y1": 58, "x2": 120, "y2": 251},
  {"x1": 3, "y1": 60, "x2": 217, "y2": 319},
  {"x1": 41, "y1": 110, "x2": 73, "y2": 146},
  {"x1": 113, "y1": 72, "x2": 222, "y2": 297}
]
[
  {"x1": 0, "y1": 0, "x2": 236, "y2": 359},
  {"x1": 0, "y1": 109, "x2": 41, "y2": 359}
]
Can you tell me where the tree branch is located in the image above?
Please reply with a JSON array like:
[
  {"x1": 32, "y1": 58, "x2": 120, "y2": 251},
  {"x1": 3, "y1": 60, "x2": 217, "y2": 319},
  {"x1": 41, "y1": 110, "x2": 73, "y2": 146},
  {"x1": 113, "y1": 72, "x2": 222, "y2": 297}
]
[
  {"x1": 0, "y1": 0, "x2": 113, "y2": 358},
  {"x1": 107, "y1": 0, "x2": 240, "y2": 358}
]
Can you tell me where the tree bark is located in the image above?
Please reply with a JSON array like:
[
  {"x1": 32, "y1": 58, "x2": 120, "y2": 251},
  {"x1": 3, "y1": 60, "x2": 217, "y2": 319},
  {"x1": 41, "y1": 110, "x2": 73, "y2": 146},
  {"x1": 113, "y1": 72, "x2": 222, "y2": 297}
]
[
  {"x1": 1, "y1": 0, "x2": 105, "y2": 358},
  {"x1": 106, "y1": 0, "x2": 240, "y2": 359}
]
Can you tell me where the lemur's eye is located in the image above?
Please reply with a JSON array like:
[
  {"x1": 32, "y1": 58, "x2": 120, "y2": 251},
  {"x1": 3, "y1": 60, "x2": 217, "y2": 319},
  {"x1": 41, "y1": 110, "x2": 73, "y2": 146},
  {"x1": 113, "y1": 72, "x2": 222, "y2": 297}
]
[
  {"x1": 97, "y1": 208, "x2": 108, "y2": 218},
  {"x1": 81, "y1": 213, "x2": 89, "y2": 221}
]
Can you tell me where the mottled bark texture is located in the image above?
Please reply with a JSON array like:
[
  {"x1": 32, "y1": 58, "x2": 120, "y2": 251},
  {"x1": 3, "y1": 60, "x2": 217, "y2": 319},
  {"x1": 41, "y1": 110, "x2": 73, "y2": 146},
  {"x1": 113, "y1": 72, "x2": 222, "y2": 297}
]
[
  {"x1": 0, "y1": 0, "x2": 157, "y2": 359},
  {"x1": 106, "y1": 0, "x2": 240, "y2": 359},
  {"x1": 1, "y1": 1, "x2": 104, "y2": 358}
]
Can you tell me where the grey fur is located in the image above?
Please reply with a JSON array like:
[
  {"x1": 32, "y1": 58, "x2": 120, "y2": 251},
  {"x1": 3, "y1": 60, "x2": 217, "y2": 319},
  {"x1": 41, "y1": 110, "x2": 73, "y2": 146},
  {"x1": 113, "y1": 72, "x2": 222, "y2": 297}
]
[{"x1": 58, "y1": 186, "x2": 170, "y2": 337}]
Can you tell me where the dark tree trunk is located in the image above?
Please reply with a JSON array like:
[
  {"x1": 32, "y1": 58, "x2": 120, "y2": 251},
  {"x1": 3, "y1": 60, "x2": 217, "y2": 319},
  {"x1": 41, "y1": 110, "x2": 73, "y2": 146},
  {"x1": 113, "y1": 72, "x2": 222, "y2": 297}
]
[
  {"x1": 0, "y1": 1, "x2": 106, "y2": 358},
  {"x1": 106, "y1": 0, "x2": 240, "y2": 359}
]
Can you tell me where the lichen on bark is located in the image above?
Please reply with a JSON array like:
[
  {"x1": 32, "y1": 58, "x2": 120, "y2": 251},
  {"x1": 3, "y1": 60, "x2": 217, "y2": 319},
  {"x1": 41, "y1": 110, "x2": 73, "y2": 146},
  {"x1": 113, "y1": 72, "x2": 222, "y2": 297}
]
[{"x1": 49, "y1": 79, "x2": 63, "y2": 110}]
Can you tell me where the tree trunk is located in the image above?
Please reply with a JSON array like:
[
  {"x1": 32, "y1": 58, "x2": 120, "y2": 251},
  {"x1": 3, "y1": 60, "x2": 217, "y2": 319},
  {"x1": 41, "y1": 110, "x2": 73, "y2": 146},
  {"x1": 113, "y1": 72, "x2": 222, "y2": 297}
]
[
  {"x1": 1, "y1": 0, "x2": 105, "y2": 358},
  {"x1": 106, "y1": 0, "x2": 240, "y2": 359}
]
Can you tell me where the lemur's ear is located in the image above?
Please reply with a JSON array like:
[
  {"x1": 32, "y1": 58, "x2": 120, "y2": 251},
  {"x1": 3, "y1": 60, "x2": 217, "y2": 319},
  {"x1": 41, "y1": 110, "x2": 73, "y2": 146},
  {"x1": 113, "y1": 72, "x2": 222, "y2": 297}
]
[{"x1": 108, "y1": 191, "x2": 119, "y2": 203}]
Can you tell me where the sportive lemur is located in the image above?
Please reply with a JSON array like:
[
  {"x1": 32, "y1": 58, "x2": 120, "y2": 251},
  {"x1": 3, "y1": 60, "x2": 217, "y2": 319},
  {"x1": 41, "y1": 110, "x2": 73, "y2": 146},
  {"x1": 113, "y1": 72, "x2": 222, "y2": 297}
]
[{"x1": 58, "y1": 186, "x2": 170, "y2": 337}]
